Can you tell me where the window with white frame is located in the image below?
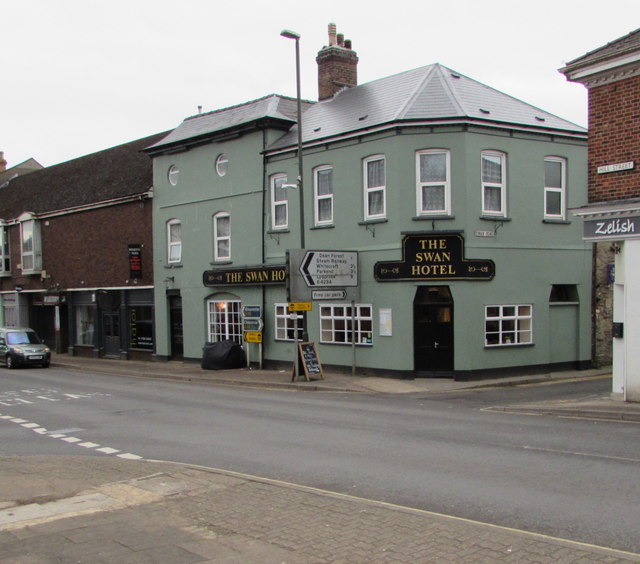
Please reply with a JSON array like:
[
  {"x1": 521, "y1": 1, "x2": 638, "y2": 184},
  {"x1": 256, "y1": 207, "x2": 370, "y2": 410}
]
[
  {"x1": 213, "y1": 212, "x2": 231, "y2": 261},
  {"x1": 19, "y1": 216, "x2": 41, "y2": 273},
  {"x1": 207, "y1": 299, "x2": 242, "y2": 343},
  {"x1": 0, "y1": 223, "x2": 9, "y2": 274},
  {"x1": 167, "y1": 219, "x2": 182, "y2": 264},
  {"x1": 481, "y1": 151, "x2": 507, "y2": 216},
  {"x1": 274, "y1": 303, "x2": 303, "y2": 341},
  {"x1": 314, "y1": 166, "x2": 333, "y2": 226},
  {"x1": 544, "y1": 157, "x2": 566, "y2": 220},
  {"x1": 416, "y1": 149, "x2": 451, "y2": 215},
  {"x1": 270, "y1": 173, "x2": 289, "y2": 230},
  {"x1": 168, "y1": 165, "x2": 180, "y2": 186},
  {"x1": 320, "y1": 303, "x2": 373, "y2": 345},
  {"x1": 485, "y1": 305, "x2": 532, "y2": 346},
  {"x1": 364, "y1": 155, "x2": 386, "y2": 220}
]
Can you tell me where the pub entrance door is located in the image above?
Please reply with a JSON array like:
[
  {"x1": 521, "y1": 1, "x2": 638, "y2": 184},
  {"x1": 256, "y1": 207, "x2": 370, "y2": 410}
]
[
  {"x1": 169, "y1": 294, "x2": 183, "y2": 360},
  {"x1": 413, "y1": 286, "x2": 454, "y2": 375}
]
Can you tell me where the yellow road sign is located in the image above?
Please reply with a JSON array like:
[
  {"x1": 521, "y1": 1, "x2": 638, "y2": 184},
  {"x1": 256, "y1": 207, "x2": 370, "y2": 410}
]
[
  {"x1": 244, "y1": 331, "x2": 263, "y2": 343},
  {"x1": 288, "y1": 302, "x2": 312, "y2": 312}
]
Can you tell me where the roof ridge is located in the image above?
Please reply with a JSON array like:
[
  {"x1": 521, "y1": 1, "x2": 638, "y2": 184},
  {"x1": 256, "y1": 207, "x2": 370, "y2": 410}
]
[{"x1": 393, "y1": 64, "x2": 435, "y2": 119}]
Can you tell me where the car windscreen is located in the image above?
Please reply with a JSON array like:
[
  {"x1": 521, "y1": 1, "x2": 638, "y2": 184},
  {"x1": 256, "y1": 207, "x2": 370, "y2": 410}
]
[{"x1": 6, "y1": 331, "x2": 41, "y2": 345}]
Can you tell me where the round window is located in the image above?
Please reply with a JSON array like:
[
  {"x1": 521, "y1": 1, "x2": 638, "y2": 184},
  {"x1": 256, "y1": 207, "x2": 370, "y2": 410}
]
[
  {"x1": 168, "y1": 165, "x2": 180, "y2": 186},
  {"x1": 216, "y1": 154, "x2": 229, "y2": 177}
]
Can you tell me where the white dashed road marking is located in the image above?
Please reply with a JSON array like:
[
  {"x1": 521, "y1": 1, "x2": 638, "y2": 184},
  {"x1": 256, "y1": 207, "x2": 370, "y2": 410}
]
[{"x1": 0, "y1": 411, "x2": 143, "y2": 460}]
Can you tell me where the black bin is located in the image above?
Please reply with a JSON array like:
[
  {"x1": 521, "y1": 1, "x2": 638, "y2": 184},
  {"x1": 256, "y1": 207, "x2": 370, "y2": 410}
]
[{"x1": 201, "y1": 340, "x2": 246, "y2": 370}]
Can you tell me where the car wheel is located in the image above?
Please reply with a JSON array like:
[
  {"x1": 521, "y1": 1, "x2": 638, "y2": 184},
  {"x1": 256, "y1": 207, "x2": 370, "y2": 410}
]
[{"x1": 6, "y1": 355, "x2": 16, "y2": 369}]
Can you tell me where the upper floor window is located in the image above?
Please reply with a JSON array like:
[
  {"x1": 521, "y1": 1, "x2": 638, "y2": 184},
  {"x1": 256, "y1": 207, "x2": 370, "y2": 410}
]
[
  {"x1": 216, "y1": 154, "x2": 229, "y2": 177},
  {"x1": 544, "y1": 157, "x2": 566, "y2": 220},
  {"x1": 481, "y1": 151, "x2": 507, "y2": 216},
  {"x1": 364, "y1": 155, "x2": 386, "y2": 220},
  {"x1": 19, "y1": 214, "x2": 41, "y2": 273},
  {"x1": 213, "y1": 212, "x2": 231, "y2": 261},
  {"x1": 416, "y1": 149, "x2": 451, "y2": 215},
  {"x1": 0, "y1": 222, "x2": 9, "y2": 275},
  {"x1": 167, "y1": 219, "x2": 182, "y2": 264},
  {"x1": 168, "y1": 165, "x2": 180, "y2": 186},
  {"x1": 270, "y1": 173, "x2": 289, "y2": 230},
  {"x1": 314, "y1": 165, "x2": 333, "y2": 226}
]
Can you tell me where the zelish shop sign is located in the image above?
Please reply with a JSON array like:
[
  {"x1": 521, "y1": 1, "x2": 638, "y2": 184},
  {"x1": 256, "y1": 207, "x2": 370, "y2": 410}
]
[
  {"x1": 374, "y1": 233, "x2": 494, "y2": 282},
  {"x1": 584, "y1": 216, "x2": 640, "y2": 240}
]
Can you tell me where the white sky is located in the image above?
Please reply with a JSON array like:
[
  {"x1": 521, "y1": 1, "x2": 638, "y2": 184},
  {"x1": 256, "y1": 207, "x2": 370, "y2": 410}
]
[{"x1": 2, "y1": 0, "x2": 639, "y2": 168}]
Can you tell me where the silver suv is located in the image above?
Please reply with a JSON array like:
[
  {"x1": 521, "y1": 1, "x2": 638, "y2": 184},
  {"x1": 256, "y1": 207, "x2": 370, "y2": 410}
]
[{"x1": 0, "y1": 327, "x2": 51, "y2": 369}]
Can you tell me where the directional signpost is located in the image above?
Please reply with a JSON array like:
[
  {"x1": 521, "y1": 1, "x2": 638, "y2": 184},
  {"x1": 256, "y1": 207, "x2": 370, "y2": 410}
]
[
  {"x1": 242, "y1": 305, "x2": 263, "y2": 368},
  {"x1": 299, "y1": 250, "x2": 358, "y2": 287}
]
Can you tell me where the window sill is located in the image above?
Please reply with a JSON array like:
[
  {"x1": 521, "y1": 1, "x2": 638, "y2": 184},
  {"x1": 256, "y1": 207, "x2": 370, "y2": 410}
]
[
  {"x1": 484, "y1": 342, "x2": 534, "y2": 348},
  {"x1": 20, "y1": 270, "x2": 42, "y2": 276},
  {"x1": 412, "y1": 215, "x2": 455, "y2": 221},
  {"x1": 542, "y1": 218, "x2": 571, "y2": 225},
  {"x1": 267, "y1": 229, "x2": 290, "y2": 234},
  {"x1": 311, "y1": 224, "x2": 335, "y2": 230},
  {"x1": 165, "y1": 264, "x2": 183, "y2": 269},
  {"x1": 210, "y1": 260, "x2": 233, "y2": 265},
  {"x1": 319, "y1": 341, "x2": 373, "y2": 347},
  {"x1": 480, "y1": 215, "x2": 511, "y2": 222},
  {"x1": 358, "y1": 218, "x2": 388, "y2": 226}
]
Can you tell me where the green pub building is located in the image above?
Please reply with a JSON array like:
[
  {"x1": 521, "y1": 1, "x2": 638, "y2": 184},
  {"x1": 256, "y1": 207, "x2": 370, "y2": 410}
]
[{"x1": 146, "y1": 25, "x2": 591, "y2": 379}]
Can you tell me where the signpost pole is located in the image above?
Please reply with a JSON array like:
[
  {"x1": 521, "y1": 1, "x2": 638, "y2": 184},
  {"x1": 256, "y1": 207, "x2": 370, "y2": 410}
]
[{"x1": 351, "y1": 300, "x2": 356, "y2": 377}]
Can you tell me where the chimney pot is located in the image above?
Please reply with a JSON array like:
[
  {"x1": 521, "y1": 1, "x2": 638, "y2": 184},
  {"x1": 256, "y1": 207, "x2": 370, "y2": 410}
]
[
  {"x1": 0, "y1": 152, "x2": 7, "y2": 173},
  {"x1": 328, "y1": 23, "x2": 337, "y2": 46},
  {"x1": 337, "y1": 33, "x2": 344, "y2": 47}
]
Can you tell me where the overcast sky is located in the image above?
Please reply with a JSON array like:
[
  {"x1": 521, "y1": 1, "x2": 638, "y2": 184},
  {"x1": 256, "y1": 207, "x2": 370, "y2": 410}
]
[{"x1": 2, "y1": 0, "x2": 639, "y2": 168}]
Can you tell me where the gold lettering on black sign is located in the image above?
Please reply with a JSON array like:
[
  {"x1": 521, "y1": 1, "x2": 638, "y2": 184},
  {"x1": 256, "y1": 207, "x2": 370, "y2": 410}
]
[
  {"x1": 203, "y1": 265, "x2": 287, "y2": 287},
  {"x1": 374, "y1": 233, "x2": 494, "y2": 281}
]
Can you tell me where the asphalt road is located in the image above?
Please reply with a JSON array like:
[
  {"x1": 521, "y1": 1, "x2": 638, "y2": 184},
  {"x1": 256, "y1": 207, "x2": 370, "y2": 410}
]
[{"x1": 0, "y1": 367, "x2": 638, "y2": 553}]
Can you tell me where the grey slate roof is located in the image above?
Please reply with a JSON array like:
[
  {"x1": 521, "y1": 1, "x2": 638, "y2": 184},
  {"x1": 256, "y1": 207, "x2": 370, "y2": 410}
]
[
  {"x1": 562, "y1": 27, "x2": 640, "y2": 72},
  {"x1": 0, "y1": 132, "x2": 167, "y2": 220},
  {"x1": 147, "y1": 94, "x2": 312, "y2": 153},
  {"x1": 268, "y1": 63, "x2": 586, "y2": 152}
]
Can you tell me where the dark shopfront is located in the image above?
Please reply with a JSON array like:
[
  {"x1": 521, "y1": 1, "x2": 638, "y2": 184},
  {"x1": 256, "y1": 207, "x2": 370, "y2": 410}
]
[{"x1": 69, "y1": 288, "x2": 154, "y2": 360}]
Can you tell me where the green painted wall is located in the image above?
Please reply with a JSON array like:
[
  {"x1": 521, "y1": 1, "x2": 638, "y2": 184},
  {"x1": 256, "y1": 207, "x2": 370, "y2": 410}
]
[{"x1": 152, "y1": 121, "x2": 590, "y2": 376}]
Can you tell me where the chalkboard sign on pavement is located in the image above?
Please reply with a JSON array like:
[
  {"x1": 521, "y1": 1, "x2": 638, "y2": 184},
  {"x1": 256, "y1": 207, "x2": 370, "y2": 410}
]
[{"x1": 293, "y1": 342, "x2": 324, "y2": 381}]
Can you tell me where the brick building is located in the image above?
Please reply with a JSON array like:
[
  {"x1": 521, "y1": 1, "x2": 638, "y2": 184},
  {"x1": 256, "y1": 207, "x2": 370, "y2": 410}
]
[
  {"x1": 0, "y1": 132, "x2": 166, "y2": 360},
  {"x1": 562, "y1": 27, "x2": 640, "y2": 400}
]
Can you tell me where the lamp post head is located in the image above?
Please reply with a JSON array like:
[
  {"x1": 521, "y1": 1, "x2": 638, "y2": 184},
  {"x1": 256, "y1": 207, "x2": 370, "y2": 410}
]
[{"x1": 280, "y1": 29, "x2": 300, "y2": 40}]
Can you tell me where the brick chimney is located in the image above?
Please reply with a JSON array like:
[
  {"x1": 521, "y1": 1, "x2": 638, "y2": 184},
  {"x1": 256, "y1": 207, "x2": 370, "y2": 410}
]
[
  {"x1": 316, "y1": 23, "x2": 359, "y2": 101},
  {"x1": 0, "y1": 152, "x2": 7, "y2": 172}
]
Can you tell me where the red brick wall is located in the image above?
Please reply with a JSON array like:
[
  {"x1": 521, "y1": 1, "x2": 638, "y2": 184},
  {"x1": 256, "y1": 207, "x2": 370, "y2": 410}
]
[
  {"x1": 588, "y1": 74, "x2": 640, "y2": 202},
  {"x1": 0, "y1": 200, "x2": 153, "y2": 292}
]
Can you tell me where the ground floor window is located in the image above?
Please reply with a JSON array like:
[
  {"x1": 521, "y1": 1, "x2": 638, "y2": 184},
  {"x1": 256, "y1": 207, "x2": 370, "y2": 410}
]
[
  {"x1": 485, "y1": 304, "x2": 532, "y2": 346},
  {"x1": 76, "y1": 305, "x2": 95, "y2": 345},
  {"x1": 320, "y1": 304, "x2": 373, "y2": 345},
  {"x1": 207, "y1": 300, "x2": 242, "y2": 343},
  {"x1": 128, "y1": 305, "x2": 154, "y2": 350},
  {"x1": 274, "y1": 303, "x2": 303, "y2": 341}
]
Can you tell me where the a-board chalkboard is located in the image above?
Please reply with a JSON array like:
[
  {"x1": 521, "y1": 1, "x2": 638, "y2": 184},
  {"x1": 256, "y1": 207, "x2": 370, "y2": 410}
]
[{"x1": 294, "y1": 342, "x2": 324, "y2": 381}]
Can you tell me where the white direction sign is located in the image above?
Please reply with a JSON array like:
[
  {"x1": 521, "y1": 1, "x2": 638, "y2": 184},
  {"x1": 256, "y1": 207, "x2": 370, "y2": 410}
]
[{"x1": 299, "y1": 251, "x2": 358, "y2": 287}]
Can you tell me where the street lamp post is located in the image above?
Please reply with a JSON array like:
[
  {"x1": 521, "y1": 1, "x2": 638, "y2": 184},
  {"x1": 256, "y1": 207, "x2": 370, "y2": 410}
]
[
  {"x1": 281, "y1": 29, "x2": 307, "y2": 379},
  {"x1": 280, "y1": 29, "x2": 305, "y2": 250}
]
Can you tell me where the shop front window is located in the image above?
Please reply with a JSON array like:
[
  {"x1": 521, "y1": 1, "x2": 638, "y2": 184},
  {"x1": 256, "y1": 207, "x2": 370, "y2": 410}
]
[
  {"x1": 76, "y1": 306, "x2": 95, "y2": 345},
  {"x1": 129, "y1": 306, "x2": 154, "y2": 350}
]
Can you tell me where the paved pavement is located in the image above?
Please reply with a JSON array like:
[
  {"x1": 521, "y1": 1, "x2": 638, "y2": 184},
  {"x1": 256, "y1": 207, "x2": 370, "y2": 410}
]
[{"x1": 1, "y1": 356, "x2": 639, "y2": 562}]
